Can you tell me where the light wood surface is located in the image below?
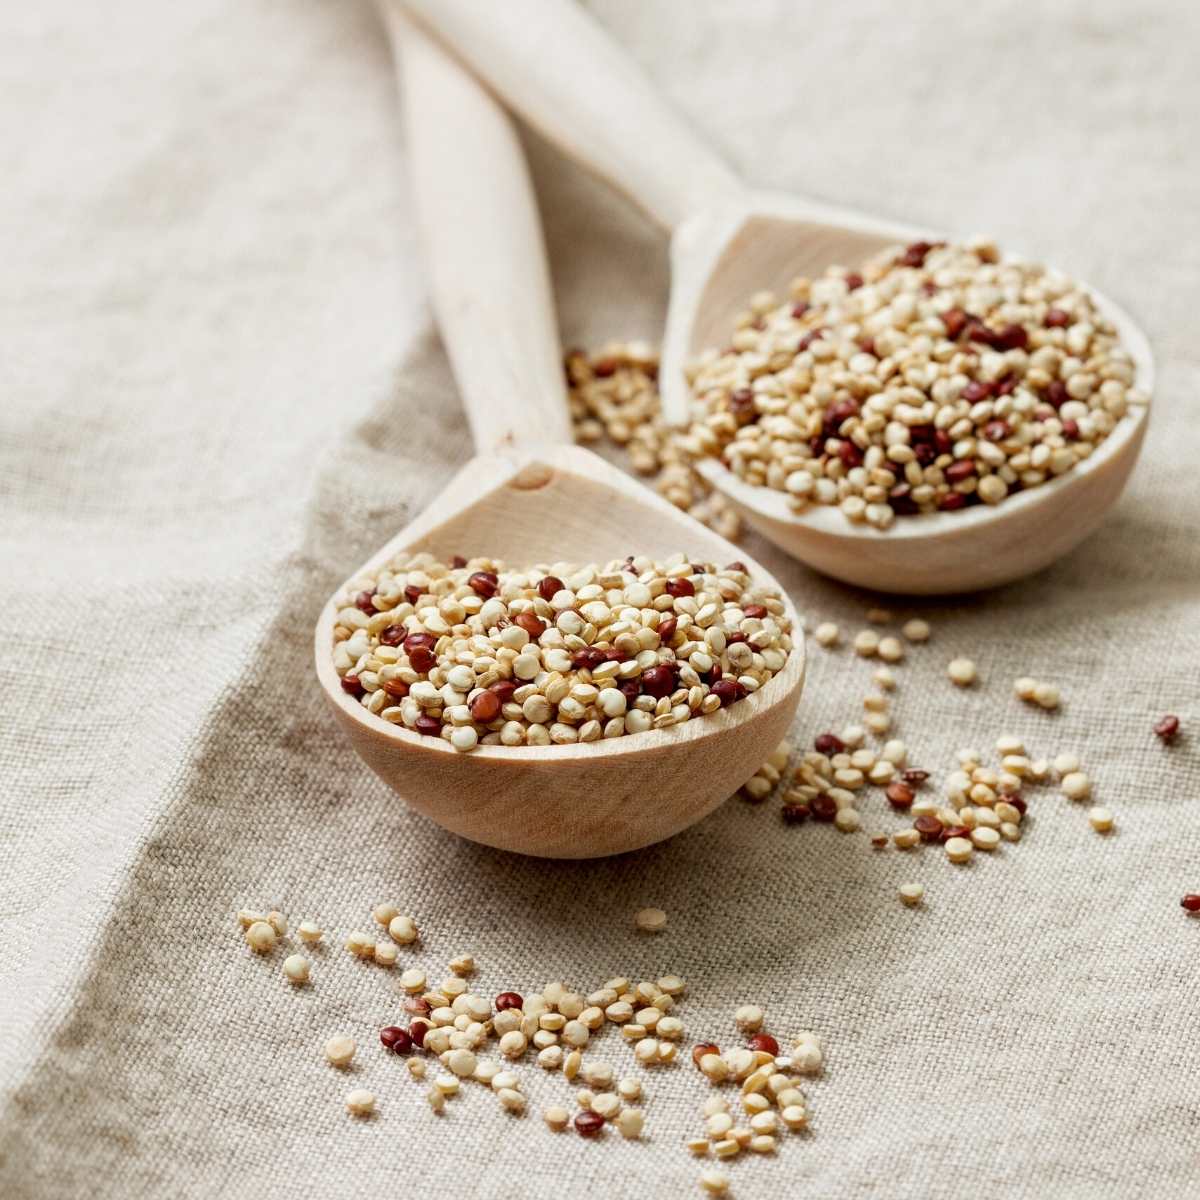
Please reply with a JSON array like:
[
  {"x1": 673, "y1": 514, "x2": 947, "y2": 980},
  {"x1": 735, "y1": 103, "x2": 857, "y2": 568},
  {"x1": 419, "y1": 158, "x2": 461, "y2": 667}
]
[
  {"x1": 401, "y1": 0, "x2": 1155, "y2": 595},
  {"x1": 312, "y1": 11, "x2": 805, "y2": 858},
  {"x1": 401, "y1": 0, "x2": 743, "y2": 231}
]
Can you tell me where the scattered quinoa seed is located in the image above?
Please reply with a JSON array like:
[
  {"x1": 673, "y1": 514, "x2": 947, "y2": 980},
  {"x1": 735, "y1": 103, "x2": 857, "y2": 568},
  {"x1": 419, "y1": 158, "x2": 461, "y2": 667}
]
[
  {"x1": 296, "y1": 921, "x2": 323, "y2": 944},
  {"x1": 899, "y1": 883, "x2": 924, "y2": 906},
  {"x1": 902, "y1": 619, "x2": 930, "y2": 643},
  {"x1": 388, "y1": 914, "x2": 419, "y2": 944},
  {"x1": 283, "y1": 954, "x2": 310, "y2": 984},
  {"x1": 324, "y1": 1036, "x2": 356, "y2": 1068},
  {"x1": 345, "y1": 931, "x2": 374, "y2": 959},
  {"x1": 814, "y1": 622, "x2": 840, "y2": 648},
  {"x1": 947, "y1": 658, "x2": 977, "y2": 687},
  {"x1": 945, "y1": 836, "x2": 974, "y2": 863},
  {"x1": 635, "y1": 907, "x2": 668, "y2": 933},
  {"x1": 1088, "y1": 806, "x2": 1114, "y2": 833},
  {"x1": 345, "y1": 1089, "x2": 375, "y2": 1116},
  {"x1": 1155, "y1": 715, "x2": 1180, "y2": 744},
  {"x1": 1061, "y1": 772, "x2": 1091, "y2": 801},
  {"x1": 853, "y1": 630, "x2": 880, "y2": 657},
  {"x1": 244, "y1": 921, "x2": 277, "y2": 953},
  {"x1": 544, "y1": 1105, "x2": 570, "y2": 1131}
]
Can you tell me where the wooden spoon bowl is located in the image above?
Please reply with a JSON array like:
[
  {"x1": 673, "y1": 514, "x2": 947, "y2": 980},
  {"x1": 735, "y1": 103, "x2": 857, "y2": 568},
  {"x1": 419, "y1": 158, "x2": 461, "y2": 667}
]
[
  {"x1": 667, "y1": 195, "x2": 1153, "y2": 593},
  {"x1": 404, "y1": 0, "x2": 1154, "y2": 595},
  {"x1": 315, "y1": 446, "x2": 804, "y2": 858},
  {"x1": 314, "y1": 15, "x2": 805, "y2": 859}
]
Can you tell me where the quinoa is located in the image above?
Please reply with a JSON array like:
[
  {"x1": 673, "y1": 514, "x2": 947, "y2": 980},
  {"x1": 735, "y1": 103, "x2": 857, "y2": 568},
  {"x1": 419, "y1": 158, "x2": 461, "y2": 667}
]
[
  {"x1": 331, "y1": 553, "x2": 792, "y2": 750},
  {"x1": 680, "y1": 239, "x2": 1147, "y2": 528}
]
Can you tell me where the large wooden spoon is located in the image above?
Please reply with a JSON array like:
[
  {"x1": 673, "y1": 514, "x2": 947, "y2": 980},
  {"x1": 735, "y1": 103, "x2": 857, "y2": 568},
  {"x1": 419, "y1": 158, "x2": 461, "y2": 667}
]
[
  {"x1": 312, "y1": 12, "x2": 804, "y2": 859},
  {"x1": 401, "y1": 0, "x2": 1154, "y2": 594}
]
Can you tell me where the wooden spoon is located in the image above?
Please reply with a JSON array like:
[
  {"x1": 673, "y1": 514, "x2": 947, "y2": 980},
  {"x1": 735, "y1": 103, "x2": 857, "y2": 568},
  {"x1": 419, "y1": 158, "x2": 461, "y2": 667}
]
[
  {"x1": 400, "y1": 0, "x2": 1154, "y2": 595},
  {"x1": 312, "y1": 12, "x2": 805, "y2": 859}
]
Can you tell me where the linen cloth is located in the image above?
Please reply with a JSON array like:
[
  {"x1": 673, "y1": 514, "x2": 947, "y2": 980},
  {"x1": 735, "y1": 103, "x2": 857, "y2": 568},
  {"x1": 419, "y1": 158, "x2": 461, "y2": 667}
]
[{"x1": 1, "y1": 1, "x2": 1198, "y2": 1196}]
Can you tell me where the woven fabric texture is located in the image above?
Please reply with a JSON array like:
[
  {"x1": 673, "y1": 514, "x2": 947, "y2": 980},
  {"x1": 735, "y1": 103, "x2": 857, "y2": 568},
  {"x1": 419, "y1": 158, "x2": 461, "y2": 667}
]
[{"x1": 1, "y1": 1, "x2": 1198, "y2": 1197}]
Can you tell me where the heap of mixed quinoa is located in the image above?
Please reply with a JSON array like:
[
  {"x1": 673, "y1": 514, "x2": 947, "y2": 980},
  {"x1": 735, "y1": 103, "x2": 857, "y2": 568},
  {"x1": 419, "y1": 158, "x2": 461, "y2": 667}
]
[
  {"x1": 678, "y1": 239, "x2": 1146, "y2": 528},
  {"x1": 332, "y1": 553, "x2": 792, "y2": 750}
]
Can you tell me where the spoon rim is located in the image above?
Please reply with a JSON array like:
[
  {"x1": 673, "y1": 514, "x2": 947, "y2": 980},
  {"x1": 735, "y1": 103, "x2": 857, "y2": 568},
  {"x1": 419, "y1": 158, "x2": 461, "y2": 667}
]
[
  {"x1": 312, "y1": 457, "x2": 808, "y2": 763},
  {"x1": 670, "y1": 197, "x2": 1155, "y2": 543}
]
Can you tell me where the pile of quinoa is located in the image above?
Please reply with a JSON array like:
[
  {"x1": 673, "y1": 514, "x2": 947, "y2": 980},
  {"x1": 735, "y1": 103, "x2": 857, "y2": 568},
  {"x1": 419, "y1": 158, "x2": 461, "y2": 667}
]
[
  {"x1": 332, "y1": 552, "x2": 793, "y2": 751},
  {"x1": 680, "y1": 239, "x2": 1147, "y2": 529},
  {"x1": 566, "y1": 344, "x2": 742, "y2": 541}
]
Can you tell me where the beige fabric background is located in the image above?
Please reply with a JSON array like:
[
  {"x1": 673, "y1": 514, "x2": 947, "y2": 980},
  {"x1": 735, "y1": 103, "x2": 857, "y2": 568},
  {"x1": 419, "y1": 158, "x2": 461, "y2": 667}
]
[{"x1": 2, "y1": 1, "x2": 1198, "y2": 1196}]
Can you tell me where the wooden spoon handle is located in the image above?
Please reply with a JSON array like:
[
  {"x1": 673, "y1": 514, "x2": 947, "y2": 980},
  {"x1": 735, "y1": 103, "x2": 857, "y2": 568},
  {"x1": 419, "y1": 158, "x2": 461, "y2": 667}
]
[
  {"x1": 384, "y1": 5, "x2": 573, "y2": 453},
  {"x1": 401, "y1": 0, "x2": 743, "y2": 232}
]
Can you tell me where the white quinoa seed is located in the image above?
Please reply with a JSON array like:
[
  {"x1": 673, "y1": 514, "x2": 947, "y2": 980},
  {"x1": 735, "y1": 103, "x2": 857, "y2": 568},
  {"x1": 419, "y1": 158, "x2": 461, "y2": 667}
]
[
  {"x1": 635, "y1": 907, "x2": 668, "y2": 933},
  {"x1": 372, "y1": 902, "x2": 399, "y2": 926},
  {"x1": 1053, "y1": 753, "x2": 1081, "y2": 777},
  {"x1": 853, "y1": 630, "x2": 880, "y2": 657},
  {"x1": 244, "y1": 921, "x2": 277, "y2": 954},
  {"x1": 387, "y1": 914, "x2": 418, "y2": 944},
  {"x1": 945, "y1": 836, "x2": 974, "y2": 863},
  {"x1": 899, "y1": 883, "x2": 924, "y2": 906},
  {"x1": 543, "y1": 1105, "x2": 570, "y2": 1131},
  {"x1": 1088, "y1": 806, "x2": 1115, "y2": 833},
  {"x1": 345, "y1": 1089, "x2": 375, "y2": 1116},
  {"x1": 735, "y1": 1004, "x2": 764, "y2": 1033},
  {"x1": 902, "y1": 618, "x2": 931, "y2": 643},
  {"x1": 1061, "y1": 772, "x2": 1091, "y2": 801},
  {"x1": 400, "y1": 967, "x2": 427, "y2": 994},
  {"x1": 296, "y1": 921, "x2": 323, "y2": 944},
  {"x1": 446, "y1": 1049, "x2": 477, "y2": 1077},
  {"x1": 873, "y1": 666, "x2": 897, "y2": 691},
  {"x1": 947, "y1": 658, "x2": 977, "y2": 686},
  {"x1": 970, "y1": 826, "x2": 1001, "y2": 851},
  {"x1": 814, "y1": 622, "x2": 841, "y2": 648},
  {"x1": 266, "y1": 912, "x2": 287, "y2": 937},
  {"x1": 282, "y1": 954, "x2": 309, "y2": 984},
  {"x1": 834, "y1": 808, "x2": 862, "y2": 833},
  {"x1": 345, "y1": 931, "x2": 374, "y2": 959},
  {"x1": 700, "y1": 1168, "x2": 729, "y2": 1194},
  {"x1": 616, "y1": 1108, "x2": 645, "y2": 1139},
  {"x1": 324, "y1": 1036, "x2": 356, "y2": 1068}
]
